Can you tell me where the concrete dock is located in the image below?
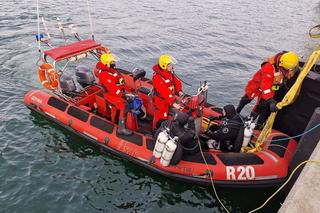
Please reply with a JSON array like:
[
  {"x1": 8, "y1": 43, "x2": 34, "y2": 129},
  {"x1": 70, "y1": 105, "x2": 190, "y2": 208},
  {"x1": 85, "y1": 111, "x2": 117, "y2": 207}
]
[{"x1": 278, "y1": 140, "x2": 320, "y2": 213}]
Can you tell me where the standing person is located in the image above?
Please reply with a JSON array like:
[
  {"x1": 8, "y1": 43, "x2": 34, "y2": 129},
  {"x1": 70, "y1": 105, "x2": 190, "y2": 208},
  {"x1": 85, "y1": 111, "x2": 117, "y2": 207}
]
[
  {"x1": 152, "y1": 54, "x2": 184, "y2": 130},
  {"x1": 96, "y1": 53, "x2": 132, "y2": 135},
  {"x1": 236, "y1": 51, "x2": 299, "y2": 127}
]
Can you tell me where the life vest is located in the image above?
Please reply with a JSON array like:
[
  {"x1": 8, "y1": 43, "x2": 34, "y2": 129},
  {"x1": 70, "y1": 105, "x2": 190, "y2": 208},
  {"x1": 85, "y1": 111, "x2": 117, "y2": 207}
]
[
  {"x1": 262, "y1": 51, "x2": 287, "y2": 90},
  {"x1": 96, "y1": 63, "x2": 125, "y2": 96},
  {"x1": 269, "y1": 51, "x2": 288, "y2": 86},
  {"x1": 152, "y1": 64, "x2": 182, "y2": 102},
  {"x1": 245, "y1": 51, "x2": 289, "y2": 100},
  {"x1": 153, "y1": 65, "x2": 176, "y2": 87}
]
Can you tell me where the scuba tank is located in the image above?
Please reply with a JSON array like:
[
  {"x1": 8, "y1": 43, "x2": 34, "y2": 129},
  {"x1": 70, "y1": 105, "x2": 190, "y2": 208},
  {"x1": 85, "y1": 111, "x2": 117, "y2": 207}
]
[
  {"x1": 160, "y1": 136, "x2": 178, "y2": 167},
  {"x1": 153, "y1": 130, "x2": 169, "y2": 158},
  {"x1": 155, "y1": 112, "x2": 190, "y2": 166},
  {"x1": 242, "y1": 118, "x2": 256, "y2": 147}
]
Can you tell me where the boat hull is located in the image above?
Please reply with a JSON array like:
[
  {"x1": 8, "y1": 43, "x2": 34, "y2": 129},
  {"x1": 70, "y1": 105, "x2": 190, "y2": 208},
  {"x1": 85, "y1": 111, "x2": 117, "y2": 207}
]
[{"x1": 24, "y1": 89, "x2": 297, "y2": 187}]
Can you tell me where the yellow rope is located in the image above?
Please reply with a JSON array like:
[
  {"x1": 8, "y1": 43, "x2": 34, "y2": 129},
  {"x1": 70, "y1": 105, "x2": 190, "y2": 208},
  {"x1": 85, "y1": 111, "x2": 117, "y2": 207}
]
[
  {"x1": 197, "y1": 139, "x2": 231, "y2": 213},
  {"x1": 253, "y1": 50, "x2": 320, "y2": 151},
  {"x1": 248, "y1": 159, "x2": 320, "y2": 213}
]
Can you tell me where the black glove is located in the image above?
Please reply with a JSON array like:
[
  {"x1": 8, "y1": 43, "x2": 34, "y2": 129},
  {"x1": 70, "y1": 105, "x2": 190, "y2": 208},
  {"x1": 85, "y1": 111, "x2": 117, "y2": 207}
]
[{"x1": 267, "y1": 99, "x2": 279, "y2": 112}]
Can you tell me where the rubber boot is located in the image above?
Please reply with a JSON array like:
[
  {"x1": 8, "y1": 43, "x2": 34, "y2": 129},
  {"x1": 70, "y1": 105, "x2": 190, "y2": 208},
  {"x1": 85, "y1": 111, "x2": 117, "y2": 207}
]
[
  {"x1": 117, "y1": 118, "x2": 132, "y2": 136},
  {"x1": 236, "y1": 95, "x2": 251, "y2": 114},
  {"x1": 256, "y1": 109, "x2": 270, "y2": 129}
]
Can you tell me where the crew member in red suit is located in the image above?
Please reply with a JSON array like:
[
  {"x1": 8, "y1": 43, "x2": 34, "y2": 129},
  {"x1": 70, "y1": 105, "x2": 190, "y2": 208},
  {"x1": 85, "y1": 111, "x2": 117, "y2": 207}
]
[
  {"x1": 236, "y1": 51, "x2": 299, "y2": 127},
  {"x1": 96, "y1": 53, "x2": 132, "y2": 135},
  {"x1": 152, "y1": 54, "x2": 184, "y2": 130}
]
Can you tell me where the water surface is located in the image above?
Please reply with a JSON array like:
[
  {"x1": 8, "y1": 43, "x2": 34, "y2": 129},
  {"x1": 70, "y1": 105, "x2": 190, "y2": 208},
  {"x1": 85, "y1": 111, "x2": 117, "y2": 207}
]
[{"x1": 1, "y1": 0, "x2": 319, "y2": 212}]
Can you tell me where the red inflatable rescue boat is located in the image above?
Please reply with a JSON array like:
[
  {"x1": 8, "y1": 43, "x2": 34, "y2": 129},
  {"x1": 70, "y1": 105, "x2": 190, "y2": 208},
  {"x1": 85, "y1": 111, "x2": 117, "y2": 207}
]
[{"x1": 24, "y1": 40, "x2": 298, "y2": 187}]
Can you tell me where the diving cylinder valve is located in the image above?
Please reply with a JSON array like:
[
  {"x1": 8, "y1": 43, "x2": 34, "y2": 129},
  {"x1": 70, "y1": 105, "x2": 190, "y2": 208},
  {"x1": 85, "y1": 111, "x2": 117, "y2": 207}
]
[
  {"x1": 160, "y1": 137, "x2": 178, "y2": 167},
  {"x1": 153, "y1": 131, "x2": 169, "y2": 158},
  {"x1": 242, "y1": 120, "x2": 256, "y2": 147}
]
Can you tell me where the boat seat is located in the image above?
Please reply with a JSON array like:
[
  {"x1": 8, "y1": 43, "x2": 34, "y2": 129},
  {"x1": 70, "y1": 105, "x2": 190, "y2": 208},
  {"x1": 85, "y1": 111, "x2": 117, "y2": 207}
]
[
  {"x1": 95, "y1": 92, "x2": 121, "y2": 123},
  {"x1": 79, "y1": 104, "x2": 93, "y2": 111},
  {"x1": 95, "y1": 92, "x2": 111, "y2": 118},
  {"x1": 96, "y1": 94, "x2": 139, "y2": 131}
]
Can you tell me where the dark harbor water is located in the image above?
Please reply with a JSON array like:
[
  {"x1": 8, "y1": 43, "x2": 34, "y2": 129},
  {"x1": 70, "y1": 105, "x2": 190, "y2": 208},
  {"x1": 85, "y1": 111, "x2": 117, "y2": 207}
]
[{"x1": 1, "y1": 0, "x2": 320, "y2": 212}]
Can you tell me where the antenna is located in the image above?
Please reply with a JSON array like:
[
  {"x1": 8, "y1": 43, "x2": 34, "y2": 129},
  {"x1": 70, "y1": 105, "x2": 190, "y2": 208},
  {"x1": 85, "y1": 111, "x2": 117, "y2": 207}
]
[
  {"x1": 41, "y1": 17, "x2": 51, "y2": 40},
  {"x1": 69, "y1": 24, "x2": 81, "y2": 41},
  {"x1": 86, "y1": 0, "x2": 94, "y2": 40},
  {"x1": 56, "y1": 17, "x2": 67, "y2": 44},
  {"x1": 36, "y1": 0, "x2": 41, "y2": 52}
]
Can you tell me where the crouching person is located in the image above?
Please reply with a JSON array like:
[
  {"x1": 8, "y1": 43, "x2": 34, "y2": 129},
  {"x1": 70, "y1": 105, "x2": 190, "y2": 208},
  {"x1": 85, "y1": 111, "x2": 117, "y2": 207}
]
[
  {"x1": 155, "y1": 112, "x2": 199, "y2": 166},
  {"x1": 170, "y1": 112, "x2": 199, "y2": 156},
  {"x1": 206, "y1": 104, "x2": 245, "y2": 152}
]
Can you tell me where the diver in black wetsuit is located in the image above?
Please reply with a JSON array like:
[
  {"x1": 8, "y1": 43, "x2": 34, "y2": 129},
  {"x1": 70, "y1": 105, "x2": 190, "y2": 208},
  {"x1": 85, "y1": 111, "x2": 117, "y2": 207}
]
[
  {"x1": 169, "y1": 112, "x2": 199, "y2": 155},
  {"x1": 206, "y1": 104, "x2": 245, "y2": 152},
  {"x1": 155, "y1": 111, "x2": 199, "y2": 165}
]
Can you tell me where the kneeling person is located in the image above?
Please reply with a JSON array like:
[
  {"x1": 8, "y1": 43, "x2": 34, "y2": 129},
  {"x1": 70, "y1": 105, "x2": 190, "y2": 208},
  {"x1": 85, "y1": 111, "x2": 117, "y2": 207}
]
[
  {"x1": 207, "y1": 104, "x2": 244, "y2": 152},
  {"x1": 169, "y1": 112, "x2": 199, "y2": 156}
]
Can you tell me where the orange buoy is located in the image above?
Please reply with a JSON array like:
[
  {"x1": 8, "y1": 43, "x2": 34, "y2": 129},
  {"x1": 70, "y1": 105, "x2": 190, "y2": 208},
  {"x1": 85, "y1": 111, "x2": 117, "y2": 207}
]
[
  {"x1": 38, "y1": 63, "x2": 59, "y2": 90},
  {"x1": 96, "y1": 46, "x2": 111, "y2": 58}
]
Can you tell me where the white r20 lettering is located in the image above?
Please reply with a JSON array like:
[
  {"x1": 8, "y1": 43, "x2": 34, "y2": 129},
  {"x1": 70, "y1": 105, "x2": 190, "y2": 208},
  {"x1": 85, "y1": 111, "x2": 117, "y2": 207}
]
[{"x1": 226, "y1": 166, "x2": 255, "y2": 180}]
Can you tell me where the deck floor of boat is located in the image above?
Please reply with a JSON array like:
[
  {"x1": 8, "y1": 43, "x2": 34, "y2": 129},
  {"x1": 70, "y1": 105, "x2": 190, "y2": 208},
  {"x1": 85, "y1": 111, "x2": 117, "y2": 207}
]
[{"x1": 136, "y1": 116, "x2": 154, "y2": 136}]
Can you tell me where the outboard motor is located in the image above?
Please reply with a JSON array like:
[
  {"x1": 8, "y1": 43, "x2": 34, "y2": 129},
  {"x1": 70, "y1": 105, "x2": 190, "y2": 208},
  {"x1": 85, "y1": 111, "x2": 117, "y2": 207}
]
[
  {"x1": 132, "y1": 68, "x2": 146, "y2": 81},
  {"x1": 59, "y1": 74, "x2": 77, "y2": 94},
  {"x1": 75, "y1": 65, "x2": 95, "y2": 87}
]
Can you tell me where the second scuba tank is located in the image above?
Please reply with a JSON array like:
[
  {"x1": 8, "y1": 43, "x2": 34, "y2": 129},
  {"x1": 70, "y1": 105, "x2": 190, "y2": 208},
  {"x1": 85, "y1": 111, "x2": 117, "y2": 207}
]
[
  {"x1": 242, "y1": 119, "x2": 256, "y2": 147},
  {"x1": 160, "y1": 137, "x2": 178, "y2": 167},
  {"x1": 153, "y1": 131, "x2": 169, "y2": 158}
]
